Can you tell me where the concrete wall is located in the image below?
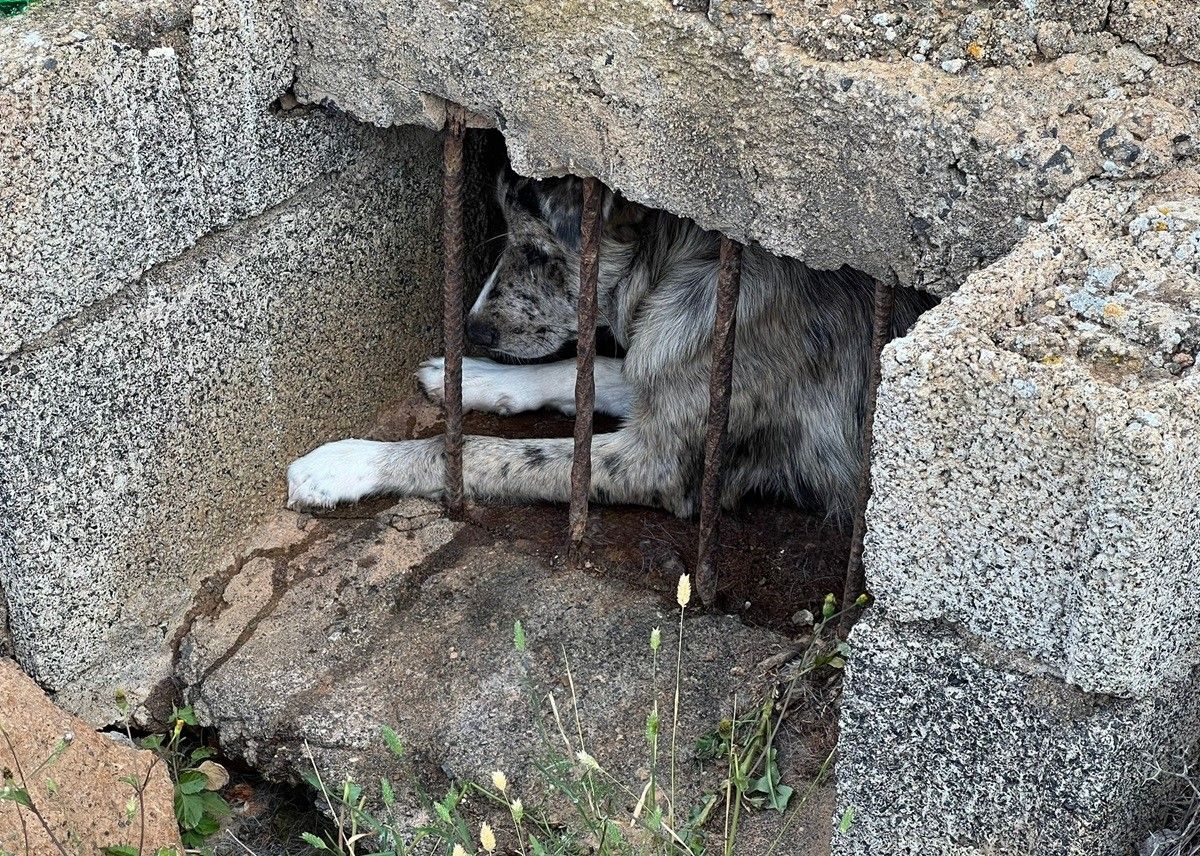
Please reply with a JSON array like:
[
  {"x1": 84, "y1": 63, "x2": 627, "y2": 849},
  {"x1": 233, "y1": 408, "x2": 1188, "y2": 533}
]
[
  {"x1": 837, "y1": 174, "x2": 1200, "y2": 854},
  {"x1": 2, "y1": 0, "x2": 1198, "y2": 851},
  {"x1": 0, "y1": 0, "x2": 448, "y2": 722}
]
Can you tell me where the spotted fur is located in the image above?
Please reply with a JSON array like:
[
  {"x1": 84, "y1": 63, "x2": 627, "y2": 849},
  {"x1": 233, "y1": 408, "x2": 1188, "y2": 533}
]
[{"x1": 287, "y1": 171, "x2": 935, "y2": 518}]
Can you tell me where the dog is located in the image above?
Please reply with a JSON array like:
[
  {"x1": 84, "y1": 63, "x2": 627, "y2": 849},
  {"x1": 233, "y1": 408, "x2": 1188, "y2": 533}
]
[{"x1": 286, "y1": 172, "x2": 934, "y2": 518}]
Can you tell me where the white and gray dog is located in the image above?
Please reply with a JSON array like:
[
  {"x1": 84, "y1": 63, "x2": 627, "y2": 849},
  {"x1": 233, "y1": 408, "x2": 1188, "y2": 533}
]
[{"x1": 287, "y1": 172, "x2": 933, "y2": 518}]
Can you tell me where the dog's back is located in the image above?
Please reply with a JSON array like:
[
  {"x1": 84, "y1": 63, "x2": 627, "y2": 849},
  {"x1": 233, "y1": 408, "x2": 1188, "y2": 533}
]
[{"x1": 604, "y1": 205, "x2": 934, "y2": 517}]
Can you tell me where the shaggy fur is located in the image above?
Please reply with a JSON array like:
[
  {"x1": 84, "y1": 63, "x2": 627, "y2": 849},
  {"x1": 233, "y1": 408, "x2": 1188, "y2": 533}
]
[{"x1": 287, "y1": 172, "x2": 934, "y2": 518}]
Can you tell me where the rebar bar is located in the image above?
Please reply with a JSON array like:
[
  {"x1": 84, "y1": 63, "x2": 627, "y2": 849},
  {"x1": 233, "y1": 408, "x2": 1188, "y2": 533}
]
[
  {"x1": 441, "y1": 103, "x2": 467, "y2": 517},
  {"x1": 695, "y1": 236, "x2": 743, "y2": 605},
  {"x1": 840, "y1": 278, "x2": 895, "y2": 634},
  {"x1": 567, "y1": 177, "x2": 604, "y2": 567}
]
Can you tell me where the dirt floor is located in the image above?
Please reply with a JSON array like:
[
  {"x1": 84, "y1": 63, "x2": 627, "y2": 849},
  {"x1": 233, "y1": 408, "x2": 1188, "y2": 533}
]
[{"x1": 367, "y1": 391, "x2": 853, "y2": 636}]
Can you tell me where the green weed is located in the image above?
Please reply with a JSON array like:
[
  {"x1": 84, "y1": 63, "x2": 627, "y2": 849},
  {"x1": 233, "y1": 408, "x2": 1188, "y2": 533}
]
[{"x1": 297, "y1": 578, "x2": 863, "y2": 855}]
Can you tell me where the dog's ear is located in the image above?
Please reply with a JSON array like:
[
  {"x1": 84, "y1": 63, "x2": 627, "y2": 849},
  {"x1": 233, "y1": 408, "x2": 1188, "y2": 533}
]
[
  {"x1": 533, "y1": 176, "x2": 585, "y2": 249},
  {"x1": 496, "y1": 168, "x2": 542, "y2": 219},
  {"x1": 604, "y1": 195, "x2": 649, "y2": 244}
]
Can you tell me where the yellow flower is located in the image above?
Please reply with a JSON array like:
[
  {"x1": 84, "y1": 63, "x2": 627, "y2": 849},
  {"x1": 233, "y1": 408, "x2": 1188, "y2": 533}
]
[
  {"x1": 480, "y1": 822, "x2": 496, "y2": 853},
  {"x1": 491, "y1": 770, "x2": 508, "y2": 793},
  {"x1": 452, "y1": 845, "x2": 469, "y2": 856},
  {"x1": 676, "y1": 574, "x2": 691, "y2": 608},
  {"x1": 511, "y1": 797, "x2": 524, "y2": 823}
]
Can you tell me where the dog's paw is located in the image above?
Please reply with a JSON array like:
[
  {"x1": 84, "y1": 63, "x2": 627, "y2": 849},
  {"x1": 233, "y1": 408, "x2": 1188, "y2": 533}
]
[
  {"x1": 417, "y1": 356, "x2": 519, "y2": 415},
  {"x1": 417, "y1": 357, "x2": 447, "y2": 403},
  {"x1": 287, "y1": 439, "x2": 384, "y2": 509}
]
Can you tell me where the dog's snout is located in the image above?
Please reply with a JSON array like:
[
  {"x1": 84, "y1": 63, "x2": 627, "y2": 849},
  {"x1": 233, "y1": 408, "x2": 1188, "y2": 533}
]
[{"x1": 467, "y1": 319, "x2": 499, "y2": 348}]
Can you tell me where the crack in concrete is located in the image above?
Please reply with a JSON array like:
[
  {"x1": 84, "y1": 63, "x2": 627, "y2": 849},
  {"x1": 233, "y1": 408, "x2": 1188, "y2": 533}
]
[{"x1": 170, "y1": 522, "x2": 331, "y2": 676}]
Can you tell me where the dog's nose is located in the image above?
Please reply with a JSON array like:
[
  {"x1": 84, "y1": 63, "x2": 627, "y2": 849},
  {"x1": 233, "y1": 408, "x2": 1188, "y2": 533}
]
[{"x1": 467, "y1": 319, "x2": 499, "y2": 348}]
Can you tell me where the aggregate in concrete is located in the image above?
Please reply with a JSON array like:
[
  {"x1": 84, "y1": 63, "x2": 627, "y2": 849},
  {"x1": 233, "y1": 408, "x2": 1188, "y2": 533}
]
[
  {"x1": 835, "y1": 615, "x2": 1200, "y2": 856},
  {"x1": 867, "y1": 172, "x2": 1200, "y2": 698},
  {"x1": 291, "y1": 0, "x2": 1199, "y2": 296}
]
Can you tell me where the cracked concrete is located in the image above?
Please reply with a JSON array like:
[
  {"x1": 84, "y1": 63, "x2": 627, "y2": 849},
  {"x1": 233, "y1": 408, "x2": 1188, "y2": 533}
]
[
  {"x1": 291, "y1": 0, "x2": 1199, "y2": 296},
  {"x1": 176, "y1": 498, "x2": 835, "y2": 853},
  {"x1": 0, "y1": 0, "x2": 465, "y2": 721}
]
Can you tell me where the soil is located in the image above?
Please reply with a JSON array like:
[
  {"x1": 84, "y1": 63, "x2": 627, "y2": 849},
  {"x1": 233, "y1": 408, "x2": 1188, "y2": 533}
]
[{"x1": 365, "y1": 392, "x2": 852, "y2": 636}]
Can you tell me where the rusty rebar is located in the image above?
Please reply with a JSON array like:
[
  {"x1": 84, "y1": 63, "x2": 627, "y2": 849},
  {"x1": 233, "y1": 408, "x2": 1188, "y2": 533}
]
[
  {"x1": 568, "y1": 177, "x2": 604, "y2": 567},
  {"x1": 442, "y1": 103, "x2": 467, "y2": 517},
  {"x1": 695, "y1": 236, "x2": 743, "y2": 605},
  {"x1": 840, "y1": 278, "x2": 895, "y2": 634}
]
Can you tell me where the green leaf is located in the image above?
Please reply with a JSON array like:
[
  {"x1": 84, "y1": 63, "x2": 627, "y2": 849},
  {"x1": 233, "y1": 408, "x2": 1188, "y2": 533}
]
[
  {"x1": 138, "y1": 734, "x2": 164, "y2": 751},
  {"x1": 529, "y1": 834, "x2": 547, "y2": 856},
  {"x1": 343, "y1": 781, "x2": 363, "y2": 806},
  {"x1": 433, "y1": 800, "x2": 452, "y2": 825},
  {"x1": 0, "y1": 783, "x2": 31, "y2": 809},
  {"x1": 190, "y1": 746, "x2": 217, "y2": 763},
  {"x1": 192, "y1": 814, "x2": 220, "y2": 837},
  {"x1": 177, "y1": 770, "x2": 208, "y2": 795},
  {"x1": 44, "y1": 778, "x2": 58, "y2": 796},
  {"x1": 380, "y1": 725, "x2": 404, "y2": 759},
  {"x1": 102, "y1": 846, "x2": 139, "y2": 856},
  {"x1": 175, "y1": 791, "x2": 205, "y2": 830},
  {"x1": 514, "y1": 620, "x2": 526, "y2": 652},
  {"x1": 301, "y1": 832, "x2": 329, "y2": 850},
  {"x1": 117, "y1": 774, "x2": 140, "y2": 789},
  {"x1": 747, "y1": 756, "x2": 793, "y2": 812},
  {"x1": 199, "y1": 791, "x2": 230, "y2": 817},
  {"x1": 838, "y1": 806, "x2": 856, "y2": 833},
  {"x1": 171, "y1": 707, "x2": 199, "y2": 726},
  {"x1": 180, "y1": 830, "x2": 206, "y2": 849}
]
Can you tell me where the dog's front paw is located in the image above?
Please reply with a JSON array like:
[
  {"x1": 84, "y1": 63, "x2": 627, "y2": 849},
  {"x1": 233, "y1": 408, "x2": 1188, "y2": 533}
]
[
  {"x1": 417, "y1": 356, "x2": 519, "y2": 415},
  {"x1": 417, "y1": 357, "x2": 447, "y2": 403},
  {"x1": 287, "y1": 439, "x2": 385, "y2": 509}
]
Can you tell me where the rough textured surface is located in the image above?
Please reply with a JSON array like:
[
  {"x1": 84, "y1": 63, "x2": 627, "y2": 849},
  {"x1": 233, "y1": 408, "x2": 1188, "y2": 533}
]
[
  {"x1": 0, "y1": 659, "x2": 181, "y2": 855},
  {"x1": 0, "y1": 0, "x2": 451, "y2": 722},
  {"x1": 0, "y1": 0, "x2": 372, "y2": 358},
  {"x1": 835, "y1": 616, "x2": 1200, "y2": 856},
  {"x1": 0, "y1": 584, "x2": 11, "y2": 660},
  {"x1": 176, "y1": 499, "x2": 829, "y2": 850},
  {"x1": 292, "y1": 0, "x2": 1199, "y2": 296},
  {"x1": 867, "y1": 172, "x2": 1200, "y2": 697}
]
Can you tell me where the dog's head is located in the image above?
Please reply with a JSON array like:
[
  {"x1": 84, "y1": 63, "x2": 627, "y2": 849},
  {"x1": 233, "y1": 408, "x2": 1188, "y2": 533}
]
[{"x1": 467, "y1": 172, "x2": 615, "y2": 359}]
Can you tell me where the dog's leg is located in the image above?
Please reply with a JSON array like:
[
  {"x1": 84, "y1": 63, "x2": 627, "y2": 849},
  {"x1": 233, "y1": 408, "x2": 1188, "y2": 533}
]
[
  {"x1": 287, "y1": 429, "x2": 691, "y2": 514},
  {"x1": 417, "y1": 356, "x2": 635, "y2": 418}
]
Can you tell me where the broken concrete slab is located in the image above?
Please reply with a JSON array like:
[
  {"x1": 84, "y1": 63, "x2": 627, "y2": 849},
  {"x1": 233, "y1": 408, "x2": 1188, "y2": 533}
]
[
  {"x1": 176, "y1": 499, "x2": 821, "y2": 848},
  {"x1": 290, "y1": 0, "x2": 1199, "y2": 296},
  {"x1": 867, "y1": 174, "x2": 1200, "y2": 697},
  {"x1": 834, "y1": 616, "x2": 1200, "y2": 856},
  {"x1": 0, "y1": 659, "x2": 181, "y2": 855}
]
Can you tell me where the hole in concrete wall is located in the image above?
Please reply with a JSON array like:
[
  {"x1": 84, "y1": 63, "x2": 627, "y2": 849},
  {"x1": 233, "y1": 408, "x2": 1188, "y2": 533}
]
[{"x1": 346, "y1": 128, "x2": 938, "y2": 635}]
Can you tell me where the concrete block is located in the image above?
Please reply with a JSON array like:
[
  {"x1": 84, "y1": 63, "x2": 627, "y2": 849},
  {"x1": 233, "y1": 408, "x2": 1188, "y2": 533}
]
[
  {"x1": 835, "y1": 616, "x2": 1199, "y2": 856},
  {"x1": 0, "y1": 128, "x2": 446, "y2": 722},
  {"x1": 868, "y1": 177, "x2": 1200, "y2": 697},
  {"x1": 290, "y1": 0, "x2": 1199, "y2": 296},
  {"x1": 0, "y1": 0, "x2": 372, "y2": 357}
]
